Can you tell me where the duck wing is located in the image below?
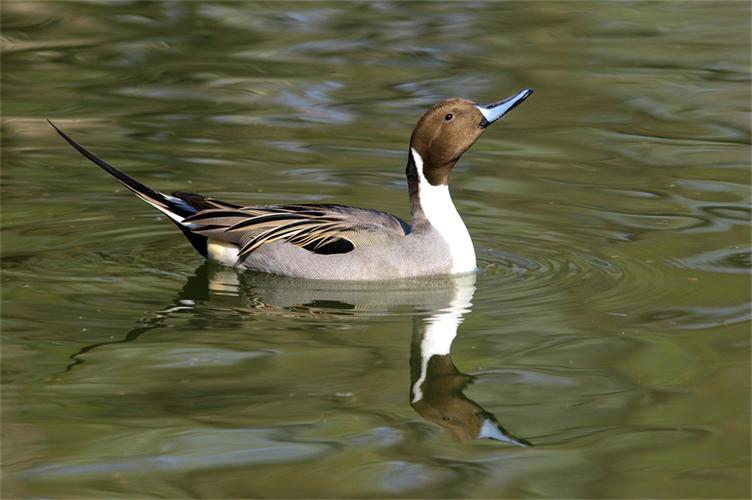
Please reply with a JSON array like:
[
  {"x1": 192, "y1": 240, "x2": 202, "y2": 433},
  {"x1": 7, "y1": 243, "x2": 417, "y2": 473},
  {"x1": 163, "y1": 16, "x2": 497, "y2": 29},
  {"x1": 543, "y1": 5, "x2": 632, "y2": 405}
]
[{"x1": 183, "y1": 203, "x2": 410, "y2": 257}]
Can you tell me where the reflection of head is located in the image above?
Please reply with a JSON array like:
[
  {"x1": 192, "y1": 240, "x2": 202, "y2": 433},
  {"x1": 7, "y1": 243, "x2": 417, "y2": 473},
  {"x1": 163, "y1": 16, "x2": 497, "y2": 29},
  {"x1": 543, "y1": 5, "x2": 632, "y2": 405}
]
[
  {"x1": 410, "y1": 351, "x2": 531, "y2": 446},
  {"x1": 410, "y1": 353, "x2": 481, "y2": 442}
]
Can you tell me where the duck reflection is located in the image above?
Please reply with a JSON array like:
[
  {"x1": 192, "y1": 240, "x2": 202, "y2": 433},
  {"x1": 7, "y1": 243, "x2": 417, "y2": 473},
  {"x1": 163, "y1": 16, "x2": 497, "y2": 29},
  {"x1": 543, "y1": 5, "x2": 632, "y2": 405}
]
[
  {"x1": 409, "y1": 280, "x2": 531, "y2": 446},
  {"x1": 65, "y1": 263, "x2": 530, "y2": 446}
]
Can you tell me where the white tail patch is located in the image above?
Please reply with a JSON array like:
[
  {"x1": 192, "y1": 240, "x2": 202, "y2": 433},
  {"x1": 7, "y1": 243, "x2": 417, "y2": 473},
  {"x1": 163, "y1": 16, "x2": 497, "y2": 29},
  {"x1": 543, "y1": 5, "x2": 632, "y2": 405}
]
[
  {"x1": 207, "y1": 240, "x2": 240, "y2": 266},
  {"x1": 411, "y1": 148, "x2": 476, "y2": 274}
]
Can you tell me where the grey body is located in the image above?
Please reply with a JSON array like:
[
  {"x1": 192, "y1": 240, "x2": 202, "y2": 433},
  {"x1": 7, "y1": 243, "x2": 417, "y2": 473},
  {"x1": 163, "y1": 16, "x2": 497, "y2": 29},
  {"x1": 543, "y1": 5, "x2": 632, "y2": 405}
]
[{"x1": 240, "y1": 224, "x2": 451, "y2": 280}]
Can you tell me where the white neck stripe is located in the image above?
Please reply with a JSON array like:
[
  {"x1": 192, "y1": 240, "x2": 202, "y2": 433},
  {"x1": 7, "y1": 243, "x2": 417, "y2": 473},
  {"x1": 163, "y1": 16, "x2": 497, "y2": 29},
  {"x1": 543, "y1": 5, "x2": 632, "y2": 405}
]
[{"x1": 411, "y1": 148, "x2": 476, "y2": 274}]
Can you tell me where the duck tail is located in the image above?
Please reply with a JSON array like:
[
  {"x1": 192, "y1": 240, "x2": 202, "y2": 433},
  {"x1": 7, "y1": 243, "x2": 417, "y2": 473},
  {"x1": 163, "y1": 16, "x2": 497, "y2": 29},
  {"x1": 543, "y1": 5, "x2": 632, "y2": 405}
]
[{"x1": 48, "y1": 120, "x2": 208, "y2": 257}]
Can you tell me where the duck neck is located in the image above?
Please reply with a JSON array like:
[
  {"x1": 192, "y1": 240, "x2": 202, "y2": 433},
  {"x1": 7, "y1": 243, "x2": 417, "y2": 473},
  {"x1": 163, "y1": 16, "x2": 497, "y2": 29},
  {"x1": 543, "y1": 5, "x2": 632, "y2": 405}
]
[{"x1": 406, "y1": 148, "x2": 477, "y2": 273}]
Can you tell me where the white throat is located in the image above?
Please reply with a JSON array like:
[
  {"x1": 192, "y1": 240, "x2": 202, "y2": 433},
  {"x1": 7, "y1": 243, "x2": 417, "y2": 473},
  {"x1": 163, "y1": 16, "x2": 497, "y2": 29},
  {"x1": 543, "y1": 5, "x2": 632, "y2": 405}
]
[{"x1": 411, "y1": 148, "x2": 476, "y2": 274}]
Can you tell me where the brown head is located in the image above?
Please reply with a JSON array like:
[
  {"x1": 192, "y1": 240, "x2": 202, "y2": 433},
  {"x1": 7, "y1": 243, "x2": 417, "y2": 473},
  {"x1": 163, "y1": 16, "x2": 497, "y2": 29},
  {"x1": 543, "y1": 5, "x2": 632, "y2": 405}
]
[{"x1": 408, "y1": 88, "x2": 533, "y2": 187}]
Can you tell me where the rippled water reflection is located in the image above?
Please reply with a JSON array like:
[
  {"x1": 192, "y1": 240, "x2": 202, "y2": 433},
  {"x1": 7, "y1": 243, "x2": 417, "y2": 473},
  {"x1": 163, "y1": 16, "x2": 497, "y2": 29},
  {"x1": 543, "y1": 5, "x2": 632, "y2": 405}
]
[{"x1": 2, "y1": 1, "x2": 750, "y2": 498}]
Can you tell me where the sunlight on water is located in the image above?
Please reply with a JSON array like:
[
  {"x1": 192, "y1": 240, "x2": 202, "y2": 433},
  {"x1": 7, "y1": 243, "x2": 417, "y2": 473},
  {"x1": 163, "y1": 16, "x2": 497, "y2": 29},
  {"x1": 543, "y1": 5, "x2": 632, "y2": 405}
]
[{"x1": 2, "y1": 1, "x2": 749, "y2": 498}]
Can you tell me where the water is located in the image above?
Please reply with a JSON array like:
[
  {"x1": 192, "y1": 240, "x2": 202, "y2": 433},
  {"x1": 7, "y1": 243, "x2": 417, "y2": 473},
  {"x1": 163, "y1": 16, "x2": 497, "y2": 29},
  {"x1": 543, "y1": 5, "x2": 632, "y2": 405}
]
[{"x1": 2, "y1": 1, "x2": 750, "y2": 497}]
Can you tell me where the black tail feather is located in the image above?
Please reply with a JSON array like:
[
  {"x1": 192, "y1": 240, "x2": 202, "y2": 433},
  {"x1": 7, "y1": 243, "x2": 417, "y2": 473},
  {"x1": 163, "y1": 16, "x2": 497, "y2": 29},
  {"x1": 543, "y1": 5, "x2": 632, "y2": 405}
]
[
  {"x1": 176, "y1": 224, "x2": 208, "y2": 258},
  {"x1": 47, "y1": 120, "x2": 177, "y2": 211},
  {"x1": 49, "y1": 120, "x2": 208, "y2": 257}
]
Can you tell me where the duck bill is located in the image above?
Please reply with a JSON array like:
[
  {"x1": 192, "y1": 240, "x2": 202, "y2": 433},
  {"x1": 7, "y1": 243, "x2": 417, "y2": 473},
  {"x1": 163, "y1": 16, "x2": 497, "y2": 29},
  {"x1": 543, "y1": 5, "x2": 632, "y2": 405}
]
[{"x1": 476, "y1": 88, "x2": 533, "y2": 128}]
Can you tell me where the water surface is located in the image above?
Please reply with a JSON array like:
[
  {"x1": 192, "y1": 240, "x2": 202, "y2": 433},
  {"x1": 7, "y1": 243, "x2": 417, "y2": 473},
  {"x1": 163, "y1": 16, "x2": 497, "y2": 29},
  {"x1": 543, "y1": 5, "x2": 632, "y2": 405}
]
[{"x1": 2, "y1": 1, "x2": 750, "y2": 498}]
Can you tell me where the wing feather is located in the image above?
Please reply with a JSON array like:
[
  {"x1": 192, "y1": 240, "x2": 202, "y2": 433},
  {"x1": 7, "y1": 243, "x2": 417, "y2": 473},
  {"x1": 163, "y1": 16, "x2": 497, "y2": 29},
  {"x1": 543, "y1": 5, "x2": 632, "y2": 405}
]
[{"x1": 185, "y1": 203, "x2": 409, "y2": 256}]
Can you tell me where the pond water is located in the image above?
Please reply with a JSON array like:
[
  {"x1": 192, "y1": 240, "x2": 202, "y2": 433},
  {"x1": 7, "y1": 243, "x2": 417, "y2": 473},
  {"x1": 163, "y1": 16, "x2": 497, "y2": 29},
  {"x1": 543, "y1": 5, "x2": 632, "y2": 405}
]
[{"x1": 2, "y1": 1, "x2": 750, "y2": 498}]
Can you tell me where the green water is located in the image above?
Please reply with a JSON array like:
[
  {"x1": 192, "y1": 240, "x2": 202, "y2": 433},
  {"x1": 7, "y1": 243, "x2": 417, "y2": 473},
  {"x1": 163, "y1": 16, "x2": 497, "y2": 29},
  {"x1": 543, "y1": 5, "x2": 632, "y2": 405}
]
[{"x1": 2, "y1": 1, "x2": 750, "y2": 498}]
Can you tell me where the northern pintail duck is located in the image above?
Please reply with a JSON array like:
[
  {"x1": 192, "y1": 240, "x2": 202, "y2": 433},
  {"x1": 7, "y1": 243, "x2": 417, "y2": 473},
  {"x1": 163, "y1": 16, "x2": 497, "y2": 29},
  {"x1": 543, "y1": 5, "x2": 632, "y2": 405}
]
[{"x1": 50, "y1": 88, "x2": 532, "y2": 280}]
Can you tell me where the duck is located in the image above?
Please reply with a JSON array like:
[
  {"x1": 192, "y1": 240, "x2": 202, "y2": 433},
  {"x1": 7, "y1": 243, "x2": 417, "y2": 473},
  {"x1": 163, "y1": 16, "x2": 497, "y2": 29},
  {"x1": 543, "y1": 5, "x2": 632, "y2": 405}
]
[{"x1": 49, "y1": 87, "x2": 532, "y2": 280}]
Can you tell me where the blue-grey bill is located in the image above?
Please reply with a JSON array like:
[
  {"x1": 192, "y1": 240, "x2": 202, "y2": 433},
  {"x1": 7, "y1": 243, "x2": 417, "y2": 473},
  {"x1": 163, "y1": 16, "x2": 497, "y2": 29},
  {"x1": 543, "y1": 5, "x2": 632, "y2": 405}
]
[{"x1": 476, "y1": 88, "x2": 533, "y2": 128}]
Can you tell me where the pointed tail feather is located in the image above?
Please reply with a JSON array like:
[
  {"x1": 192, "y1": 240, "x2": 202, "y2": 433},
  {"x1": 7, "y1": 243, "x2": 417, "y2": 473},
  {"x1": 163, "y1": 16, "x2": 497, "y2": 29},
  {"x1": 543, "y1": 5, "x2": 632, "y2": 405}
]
[{"x1": 49, "y1": 120, "x2": 208, "y2": 257}]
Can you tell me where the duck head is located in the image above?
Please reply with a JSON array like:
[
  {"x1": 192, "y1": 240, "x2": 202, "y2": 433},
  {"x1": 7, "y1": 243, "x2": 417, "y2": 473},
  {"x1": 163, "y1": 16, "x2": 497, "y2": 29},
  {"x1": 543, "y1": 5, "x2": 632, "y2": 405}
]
[{"x1": 409, "y1": 88, "x2": 533, "y2": 186}]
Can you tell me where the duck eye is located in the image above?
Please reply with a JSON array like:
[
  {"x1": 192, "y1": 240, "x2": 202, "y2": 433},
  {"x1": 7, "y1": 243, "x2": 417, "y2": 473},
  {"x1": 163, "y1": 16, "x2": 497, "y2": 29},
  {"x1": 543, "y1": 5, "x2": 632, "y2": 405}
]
[{"x1": 444, "y1": 113, "x2": 453, "y2": 121}]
